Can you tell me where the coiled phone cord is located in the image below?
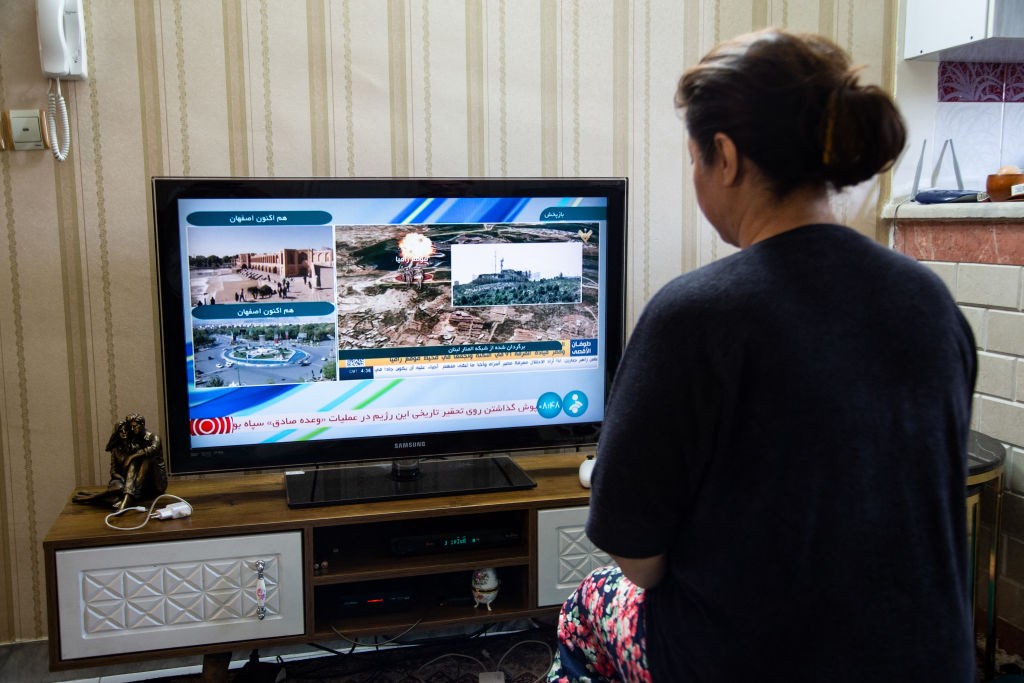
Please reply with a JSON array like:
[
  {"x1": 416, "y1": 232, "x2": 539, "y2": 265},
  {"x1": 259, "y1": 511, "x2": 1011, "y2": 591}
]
[{"x1": 46, "y1": 77, "x2": 70, "y2": 162}]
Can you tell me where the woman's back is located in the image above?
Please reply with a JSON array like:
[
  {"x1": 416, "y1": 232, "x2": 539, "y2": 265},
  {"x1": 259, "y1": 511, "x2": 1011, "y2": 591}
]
[{"x1": 589, "y1": 223, "x2": 976, "y2": 679}]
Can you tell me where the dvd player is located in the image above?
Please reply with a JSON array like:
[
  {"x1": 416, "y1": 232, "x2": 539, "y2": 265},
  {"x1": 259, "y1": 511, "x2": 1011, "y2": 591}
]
[
  {"x1": 390, "y1": 528, "x2": 520, "y2": 556},
  {"x1": 335, "y1": 590, "x2": 413, "y2": 616}
]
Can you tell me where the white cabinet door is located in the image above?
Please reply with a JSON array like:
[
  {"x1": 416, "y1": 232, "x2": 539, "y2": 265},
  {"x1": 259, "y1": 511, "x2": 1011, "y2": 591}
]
[
  {"x1": 904, "y1": 0, "x2": 1024, "y2": 61},
  {"x1": 905, "y1": 0, "x2": 989, "y2": 59},
  {"x1": 536, "y1": 506, "x2": 611, "y2": 607},
  {"x1": 55, "y1": 532, "x2": 303, "y2": 660}
]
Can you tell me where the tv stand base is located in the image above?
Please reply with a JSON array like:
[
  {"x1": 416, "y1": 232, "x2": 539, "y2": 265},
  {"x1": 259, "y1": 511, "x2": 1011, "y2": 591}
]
[{"x1": 284, "y1": 454, "x2": 537, "y2": 508}]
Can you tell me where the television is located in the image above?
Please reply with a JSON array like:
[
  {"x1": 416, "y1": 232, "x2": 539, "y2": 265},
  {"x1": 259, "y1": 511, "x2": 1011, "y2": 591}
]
[{"x1": 152, "y1": 177, "x2": 627, "y2": 507}]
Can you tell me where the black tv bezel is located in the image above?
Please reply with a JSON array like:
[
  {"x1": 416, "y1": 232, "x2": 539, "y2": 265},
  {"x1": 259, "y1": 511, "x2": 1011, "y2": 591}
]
[{"x1": 152, "y1": 176, "x2": 628, "y2": 476}]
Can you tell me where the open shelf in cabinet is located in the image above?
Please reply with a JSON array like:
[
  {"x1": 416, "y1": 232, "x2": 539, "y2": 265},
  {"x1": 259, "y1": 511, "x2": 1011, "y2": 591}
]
[
  {"x1": 311, "y1": 566, "x2": 542, "y2": 638},
  {"x1": 311, "y1": 509, "x2": 530, "y2": 585}
]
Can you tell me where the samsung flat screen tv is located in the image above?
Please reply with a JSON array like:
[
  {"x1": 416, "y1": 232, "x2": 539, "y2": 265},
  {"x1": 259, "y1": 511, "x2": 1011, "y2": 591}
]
[{"x1": 152, "y1": 177, "x2": 627, "y2": 507}]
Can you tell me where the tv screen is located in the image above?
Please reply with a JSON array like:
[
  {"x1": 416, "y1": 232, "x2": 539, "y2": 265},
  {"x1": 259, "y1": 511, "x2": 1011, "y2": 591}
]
[{"x1": 152, "y1": 177, "x2": 627, "y2": 506}]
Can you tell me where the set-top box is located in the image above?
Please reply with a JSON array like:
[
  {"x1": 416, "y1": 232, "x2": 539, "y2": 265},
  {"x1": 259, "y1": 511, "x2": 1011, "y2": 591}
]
[{"x1": 390, "y1": 528, "x2": 521, "y2": 556}]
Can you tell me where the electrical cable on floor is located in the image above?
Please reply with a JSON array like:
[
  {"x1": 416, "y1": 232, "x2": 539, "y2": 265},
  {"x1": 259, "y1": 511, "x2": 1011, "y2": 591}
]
[
  {"x1": 414, "y1": 651, "x2": 487, "y2": 678},
  {"x1": 401, "y1": 621, "x2": 493, "y2": 646},
  {"x1": 329, "y1": 617, "x2": 424, "y2": 648},
  {"x1": 282, "y1": 623, "x2": 556, "y2": 681},
  {"x1": 496, "y1": 638, "x2": 555, "y2": 682},
  {"x1": 470, "y1": 621, "x2": 496, "y2": 638},
  {"x1": 309, "y1": 640, "x2": 356, "y2": 657}
]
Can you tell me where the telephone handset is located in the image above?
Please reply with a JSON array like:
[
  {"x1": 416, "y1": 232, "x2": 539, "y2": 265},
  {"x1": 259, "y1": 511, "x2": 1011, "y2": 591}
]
[
  {"x1": 37, "y1": 0, "x2": 87, "y2": 79},
  {"x1": 35, "y1": 0, "x2": 87, "y2": 162}
]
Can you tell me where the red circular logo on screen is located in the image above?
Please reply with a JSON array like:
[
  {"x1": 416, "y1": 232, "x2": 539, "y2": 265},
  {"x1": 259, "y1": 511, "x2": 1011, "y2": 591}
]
[{"x1": 190, "y1": 417, "x2": 232, "y2": 435}]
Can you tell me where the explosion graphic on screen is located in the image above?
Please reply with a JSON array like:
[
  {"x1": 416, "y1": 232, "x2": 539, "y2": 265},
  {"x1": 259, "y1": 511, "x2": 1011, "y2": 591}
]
[
  {"x1": 396, "y1": 233, "x2": 436, "y2": 287},
  {"x1": 397, "y1": 233, "x2": 435, "y2": 264}
]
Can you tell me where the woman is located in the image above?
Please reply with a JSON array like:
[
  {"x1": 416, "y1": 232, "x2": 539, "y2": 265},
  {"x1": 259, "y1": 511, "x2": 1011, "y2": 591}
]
[{"x1": 549, "y1": 29, "x2": 976, "y2": 682}]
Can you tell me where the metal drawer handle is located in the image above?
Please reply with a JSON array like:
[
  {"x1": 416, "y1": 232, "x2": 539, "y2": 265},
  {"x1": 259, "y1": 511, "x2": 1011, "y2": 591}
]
[{"x1": 255, "y1": 560, "x2": 267, "y2": 620}]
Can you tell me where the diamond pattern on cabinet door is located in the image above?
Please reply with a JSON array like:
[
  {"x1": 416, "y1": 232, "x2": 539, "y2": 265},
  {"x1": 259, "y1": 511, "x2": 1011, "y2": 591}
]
[
  {"x1": 77, "y1": 558, "x2": 280, "y2": 635},
  {"x1": 537, "y1": 506, "x2": 614, "y2": 607},
  {"x1": 166, "y1": 593, "x2": 204, "y2": 624},
  {"x1": 165, "y1": 564, "x2": 204, "y2": 595},
  {"x1": 124, "y1": 567, "x2": 164, "y2": 599},
  {"x1": 83, "y1": 600, "x2": 125, "y2": 633},
  {"x1": 125, "y1": 596, "x2": 166, "y2": 630},
  {"x1": 202, "y1": 559, "x2": 243, "y2": 592},
  {"x1": 205, "y1": 592, "x2": 243, "y2": 621},
  {"x1": 82, "y1": 569, "x2": 125, "y2": 603},
  {"x1": 557, "y1": 526, "x2": 612, "y2": 585},
  {"x1": 56, "y1": 532, "x2": 303, "y2": 661}
]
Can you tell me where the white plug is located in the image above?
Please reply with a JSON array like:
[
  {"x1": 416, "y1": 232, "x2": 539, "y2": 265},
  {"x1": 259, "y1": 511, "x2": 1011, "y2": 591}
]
[{"x1": 151, "y1": 501, "x2": 193, "y2": 520}]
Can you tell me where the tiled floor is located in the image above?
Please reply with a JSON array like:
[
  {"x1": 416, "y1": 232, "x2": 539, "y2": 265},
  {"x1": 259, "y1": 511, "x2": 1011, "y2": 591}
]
[
  {"x1": 0, "y1": 640, "x2": 211, "y2": 682},
  {"x1": 0, "y1": 639, "x2": 421, "y2": 682}
]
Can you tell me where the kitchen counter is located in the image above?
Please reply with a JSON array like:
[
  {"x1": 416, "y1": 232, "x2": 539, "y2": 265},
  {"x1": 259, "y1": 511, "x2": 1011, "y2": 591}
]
[{"x1": 883, "y1": 200, "x2": 1024, "y2": 221}]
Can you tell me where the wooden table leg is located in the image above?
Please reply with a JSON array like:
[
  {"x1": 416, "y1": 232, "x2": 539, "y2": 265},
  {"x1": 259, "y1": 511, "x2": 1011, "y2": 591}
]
[{"x1": 201, "y1": 650, "x2": 233, "y2": 683}]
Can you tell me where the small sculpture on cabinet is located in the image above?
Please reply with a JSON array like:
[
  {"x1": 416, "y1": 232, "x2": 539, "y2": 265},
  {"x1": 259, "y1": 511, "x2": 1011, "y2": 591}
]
[
  {"x1": 73, "y1": 413, "x2": 168, "y2": 511},
  {"x1": 471, "y1": 568, "x2": 500, "y2": 611}
]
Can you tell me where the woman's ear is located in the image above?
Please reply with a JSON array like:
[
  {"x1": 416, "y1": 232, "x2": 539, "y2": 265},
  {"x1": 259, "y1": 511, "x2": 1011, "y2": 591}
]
[{"x1": 712, "y1": 132, "x2": 742, "y2": 187}]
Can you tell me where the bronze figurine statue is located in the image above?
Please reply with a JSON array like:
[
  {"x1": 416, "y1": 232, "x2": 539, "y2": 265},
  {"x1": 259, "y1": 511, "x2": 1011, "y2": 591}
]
[{"x1": 73, "y1": 413, "x2": 168, "y2": 510}]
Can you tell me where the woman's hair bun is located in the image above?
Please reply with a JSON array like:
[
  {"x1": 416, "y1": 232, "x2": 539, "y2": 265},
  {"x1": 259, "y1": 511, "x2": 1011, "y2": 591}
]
[
  {"x1": 821, "y1": 78, "x2": 907, "y2": 189},
  {"x1": 677, "y1": 29, "x2": 906, "y2": 197}
]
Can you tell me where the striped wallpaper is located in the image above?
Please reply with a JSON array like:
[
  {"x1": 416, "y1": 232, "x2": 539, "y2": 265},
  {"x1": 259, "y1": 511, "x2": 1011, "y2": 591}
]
[{"x1": 0, "y1": 0, "x2": 895, "y2": 642}]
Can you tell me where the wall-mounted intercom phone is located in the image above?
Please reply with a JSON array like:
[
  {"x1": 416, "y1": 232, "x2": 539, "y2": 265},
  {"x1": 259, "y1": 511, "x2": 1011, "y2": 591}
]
[{"x1": 35, "y1": 0, "x2": 88, "y2": 162}]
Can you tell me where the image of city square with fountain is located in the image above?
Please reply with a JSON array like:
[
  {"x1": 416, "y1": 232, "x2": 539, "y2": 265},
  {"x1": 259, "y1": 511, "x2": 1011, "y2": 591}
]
[
  {"x1": 186, "y1": 225, "x2": 339, "y2": 387},
  {"x1": 192, "y1": 322, "x2": 337, "y2": 387},
  {"x1": 333, "y1": 222, "x2": 600, "y2": 352}
]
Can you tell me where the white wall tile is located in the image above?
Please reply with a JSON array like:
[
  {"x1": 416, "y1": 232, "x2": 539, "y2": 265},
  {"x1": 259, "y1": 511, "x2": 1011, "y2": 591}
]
[
  {"x1": 1017, "y1": 359, "x2": 1024, "y2": 403},
  {"x1": 1003, "y1": 103, "x2": 1024, "y2": 172},
  {"x1": 960, "y1": 305, "x2": 987, "y2": 347},
  {"x1": 978, "y1": 352, "x2": 1017, "y2": 399},
  {"x1": 958, "y1": 263, "x2": 1021, "y2": 310},
  {"x1": 923, "y1": 261, "x2": 957, "y2": 296},
  {"x1": 988, "y1": 310, "x2": 1024, "y2": 356},
  {"x1": 978, "y1": 396, "x2": 1024, "y2": 448},
  {"x1": 934, "y1": 102, "x2": 1004, "y2": 192}
]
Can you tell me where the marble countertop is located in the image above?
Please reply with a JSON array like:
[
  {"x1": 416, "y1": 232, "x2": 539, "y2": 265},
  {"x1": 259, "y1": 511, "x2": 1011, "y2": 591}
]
[{"x1": 882, "y1": 200, "x2": 1024, "y2": 221}]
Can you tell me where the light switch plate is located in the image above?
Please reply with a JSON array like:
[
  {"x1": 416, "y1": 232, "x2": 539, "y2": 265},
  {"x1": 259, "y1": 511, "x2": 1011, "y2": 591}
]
[
  {"x1": 2, "y1": 110, "x2": 47, "y2": 151},
  {"x1": 3, "y1": 109, "x2": 46, "y2": 150}
]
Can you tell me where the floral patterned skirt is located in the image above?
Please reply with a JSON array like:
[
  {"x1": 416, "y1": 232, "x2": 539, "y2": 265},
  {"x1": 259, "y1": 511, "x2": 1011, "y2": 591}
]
[{"x1": 547, "y1": 565, "x2": 652, "y2": 682}]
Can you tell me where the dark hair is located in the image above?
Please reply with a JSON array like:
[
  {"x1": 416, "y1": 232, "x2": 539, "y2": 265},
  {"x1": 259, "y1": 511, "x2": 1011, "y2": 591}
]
[{"x1": 675, "y1": 29, "x2": 906, "y2": 198}]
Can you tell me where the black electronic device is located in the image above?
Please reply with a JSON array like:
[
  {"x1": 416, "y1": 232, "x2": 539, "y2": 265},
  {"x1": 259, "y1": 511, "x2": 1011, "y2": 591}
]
[
  {"x1": 152, "y1": 176, "x2": 627, "y2": 507},
  {"x1": 335, "y1": 589, "x2": 414, "y2": 616},
  {"x1": 390, "y1": 526, "x2": 521, "y2": 556}
]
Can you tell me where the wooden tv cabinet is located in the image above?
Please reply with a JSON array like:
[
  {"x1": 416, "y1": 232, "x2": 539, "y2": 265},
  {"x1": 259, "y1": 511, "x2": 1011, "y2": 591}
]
[{"x1": 43, "y1": 453, "x2": 597, "y2": 671}]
